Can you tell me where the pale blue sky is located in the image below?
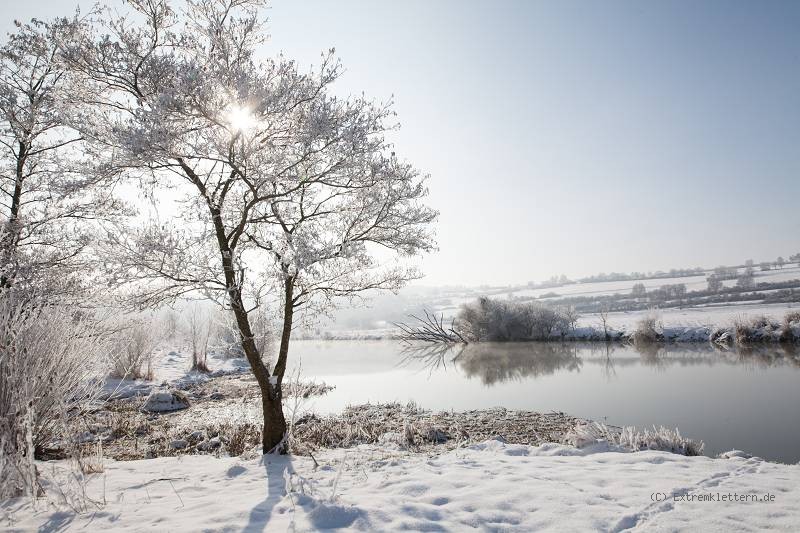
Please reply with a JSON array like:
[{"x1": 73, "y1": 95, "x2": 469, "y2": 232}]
[{"x1": 2, "y1": 0, "x2": 798, "y2": 286}]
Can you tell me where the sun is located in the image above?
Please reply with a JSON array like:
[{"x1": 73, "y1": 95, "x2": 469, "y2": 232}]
[{"x1": 226, "y1": 105, "x2": 257, "y2": 132}]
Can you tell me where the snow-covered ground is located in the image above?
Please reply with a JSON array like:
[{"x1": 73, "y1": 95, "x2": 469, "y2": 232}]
[
  {"x1": 580, "y1": 302, "x2": 800, "y2": 330},
  {"x1": 3, "y1": 440, "x2": 798, "y2": 532},
  {"x1": 101, "y1": 339, "x2": 251, "y2": 401}
]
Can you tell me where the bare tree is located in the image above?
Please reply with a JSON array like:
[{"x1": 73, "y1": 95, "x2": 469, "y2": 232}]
[
  {"x1": 64, "y1": 0, "x2": 434, "y2": 452},
  {"x1": 672, "y1": 283, "x2": 686, "y2": 308},
  {"x1": 188, "y1": 305, "x2": 211, "y2": 373},
  {"x1": 598, "y1": 305, "x2": 610, "y2": 340},
  {"x1": 776, "y1": 256, "x2": 785, "y2": 269}
]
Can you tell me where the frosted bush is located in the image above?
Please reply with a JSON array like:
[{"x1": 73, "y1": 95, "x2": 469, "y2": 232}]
[
  {"x1": 455, "y1": 297, "x2": 575, "y2": 341},
  {"x1": 109, "y1": 318, "x2": 161, "y2": 380},
  {"x1": 188, "y1": 306, "x2": 212, "y2": 372},
  {"x1": 734, "y1": 315, "x2": 780, "y2": 345},
  {"x1": 631, "y1": 313, "x2": 662, "y2": 345},
  {"x1": 0, "y1": 296, "x2": 108, "y2": 498},
  {"x1": 562, "y1": 422, "x2": 704, "y2": 456}
]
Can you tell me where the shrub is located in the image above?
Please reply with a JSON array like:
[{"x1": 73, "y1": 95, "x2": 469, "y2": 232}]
[
  {"x1": 188, "y1": 306, "x2": 212, "y2": 373},
  {"x1": 631, "y1": 313, "x2": 662, "y2": 345},
  {"x1": 783, "y1": 311, "x2": 800, "y2": 327},
  {"x1": 109, "y1": 318, "x2": 161, "y2": 380},
  {"x1": 734, "y1": 315, "x2": 779, "y2": 345},
  {"x1": 779, "y1": 311, "x2": 800, "y2": 343},
  {"x1": 733, "y1": 318, "x2": 752, "y2": 345},
  {"x1": 562, "y1": 422, "x2": 704, "y2": 456},
  {"x1": 161, "y1": 309, "x2": 180, "y2": 338},
  {"x1": 0, "y1": 296, "x2": 108, "y2": 498},
  {"x1": 455, "y1": 297, "x2": 575, "y2": 341}
]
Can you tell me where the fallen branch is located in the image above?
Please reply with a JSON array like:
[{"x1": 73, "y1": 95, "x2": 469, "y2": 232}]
[{"x1": 394, "y1": 310, "x2": 468, "y2": 344}]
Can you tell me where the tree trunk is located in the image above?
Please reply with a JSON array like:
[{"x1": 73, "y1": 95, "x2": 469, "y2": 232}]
[
  {"x1": 273, "y1": 275, "x2": 295, "y2": 381},
  {"x1": 261, "y1": 390, "x2": 287, "y2": 453},
  {"x1": 0, "y1": 141, "x2": 27, "y2": 290},
  {"x1": 263, "y1": 275, "x2": 295, "y2": 452},
  {"x1": 178, "y1": 159, "x2": 288, "y2": 454}
]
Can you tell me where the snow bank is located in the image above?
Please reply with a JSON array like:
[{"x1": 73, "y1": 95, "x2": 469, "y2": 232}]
[{"x1": 4, "y1": 441, "x2": 798, "y2": 531}]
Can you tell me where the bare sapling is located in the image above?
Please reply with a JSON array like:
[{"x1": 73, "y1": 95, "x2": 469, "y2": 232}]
[
  {"x1": 188, "y1": 305, "x2": 212, "y2": 373},
  {"x1": 109, "y1": 318, "x2": 161, "y2": 381},
  {"x1": 598, "y1": 306, "x2": 610, "y2": 341}
]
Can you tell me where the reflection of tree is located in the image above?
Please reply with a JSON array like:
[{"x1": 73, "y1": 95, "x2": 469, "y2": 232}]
[
  {"x1": 720, "y1": 343, "x2": 800, "y2": 369},
  {"x1": 601, "y1": 343, "x2": 617, "y2": 380},
  {"x1": 397, "y1": 343, "x2": 465, "y2": 376},
  {"x1": 629, "y1": 342, "x2": 800, "y2": 369},
  {"x1": 456, "y1": 343, "x2": 582, "y2": 385},
  {"x1": 632, "y1": 342, "x2": 666, "y2": 369},
  {"x1": 399, "y1": 341, "x2": 800, "y2": 386}
]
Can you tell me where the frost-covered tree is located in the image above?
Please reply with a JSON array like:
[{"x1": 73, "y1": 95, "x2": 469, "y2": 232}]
[
  {"x1": 706, "y1": 275, "x2": 723, "y2": 293},
  {"x1": 631, "y1": 282, "x2": 647, "y2": 297},
  {"x1": 776, "y1": 256, "x2": 785, "y2": 269},
  {"x1": 0, "y1": 17, "x2": 122, "y2": 298},
  {"x1": 250, "y1": 150, "x2": 436, "y2": 394},
  {"x1": 736, "y1": 271, "x2": 755, "y2": 290},
  {"x1": 63, "y1": 0, "x2": 434, "y2": 452}
]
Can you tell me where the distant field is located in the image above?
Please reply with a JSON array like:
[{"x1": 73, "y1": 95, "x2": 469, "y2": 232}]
[
  {"x1": 499, "y1": 265, "x2": 800, "y2": 301},
  {"x1": 313, "y1": 264, "x2": 800, "y2": 337}
]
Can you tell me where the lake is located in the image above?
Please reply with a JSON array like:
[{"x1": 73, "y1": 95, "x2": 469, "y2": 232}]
[{"x1": 288, "y1": 340, "x2": 800, "y2": 464}]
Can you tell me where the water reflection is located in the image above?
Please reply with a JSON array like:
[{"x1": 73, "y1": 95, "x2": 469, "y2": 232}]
[
  {"x1": 292, "y1": 339, "x2": 800, "y2": 461},
  {"x1": 459, "y1": 343, "x2": 582, "y2": 385},
  {"x1": 400, "y1": 342, "x2": 800, "y2": 386}
]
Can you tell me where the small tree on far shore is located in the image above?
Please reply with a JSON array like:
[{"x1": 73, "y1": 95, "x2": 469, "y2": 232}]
[
  {"x1": 631, "y1": 283, "x2": 646, "y2": 297},
  {"x1": 736, "y1": 271, "x2": 755, "y2": 290},
  {"x1": 598, "y1": 305, "x2": 610, "y2": 340},
  {"x1": 707, "y1": 275, "x2": 723, "y2": 293}
]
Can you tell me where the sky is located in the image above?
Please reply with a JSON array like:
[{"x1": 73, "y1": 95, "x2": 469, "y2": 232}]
[{"x1": 1, "y1": 0, "x2": 799, "y2": 287}]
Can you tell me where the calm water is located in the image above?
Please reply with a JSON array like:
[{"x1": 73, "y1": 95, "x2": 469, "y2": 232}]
[{"x1": 289, "y1": 340, "x2": 800, "y2": 464}]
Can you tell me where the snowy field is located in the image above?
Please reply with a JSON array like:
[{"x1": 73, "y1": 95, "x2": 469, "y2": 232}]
[
  {"x1": 501, "y1": 266, "x2": 800, "y2": 301},
  {"x1": 307, "y1": 266, "x2": 800, "y2": 340},
  {"x1": 3, "y1": 440, "x2": 798, "y2": 532},
  {"x1": 308, "y1": 301, "x2": 800, "y2": 342},
  {"x1": 578, "y1": 301, "x2": 800, "y2": 332}
]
